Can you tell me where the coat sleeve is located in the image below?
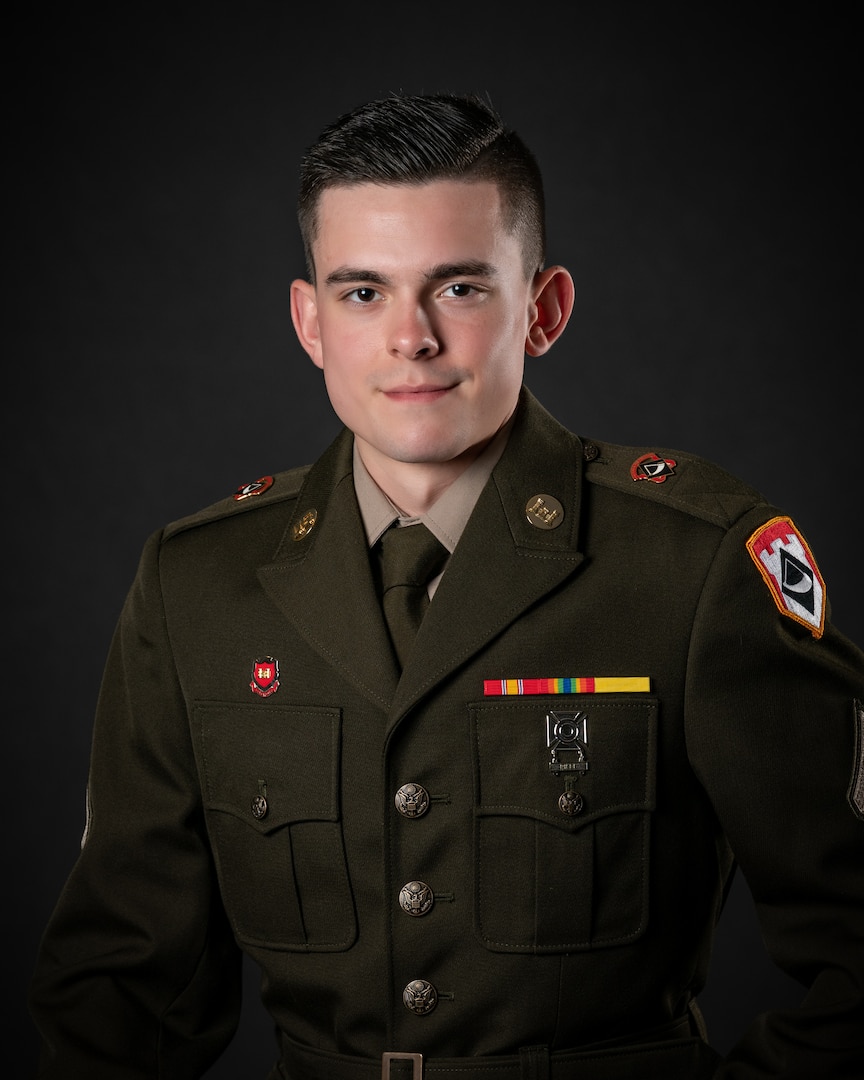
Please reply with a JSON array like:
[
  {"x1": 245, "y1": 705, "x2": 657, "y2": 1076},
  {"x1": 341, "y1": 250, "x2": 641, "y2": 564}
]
[
  {"x1": 29, "y1": 530, "x2": 242, "y2": 1079},
  {"x1": 685, "y1": 507, "x2": 864, "y2": 1078}
]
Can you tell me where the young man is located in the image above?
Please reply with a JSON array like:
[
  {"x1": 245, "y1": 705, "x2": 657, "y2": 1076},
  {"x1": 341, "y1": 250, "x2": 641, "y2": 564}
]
[{"x1": 30, "y1": 94, "x2": 864, "y2": 1079}]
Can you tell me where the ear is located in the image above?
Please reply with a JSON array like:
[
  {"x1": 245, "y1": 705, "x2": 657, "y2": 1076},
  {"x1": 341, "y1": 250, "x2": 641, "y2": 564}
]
[
  {"x1": 290, "y1": 279, "x2": 323, "y2": 368},
  {"x1": 525, "y1": 265, "x2": 575, "y2": 357}
]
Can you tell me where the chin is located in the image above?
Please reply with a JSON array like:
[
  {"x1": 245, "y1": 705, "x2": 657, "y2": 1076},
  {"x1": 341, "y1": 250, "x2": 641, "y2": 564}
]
[
  {"x1": 392, "y1": 446, "x2": 463, "y2": 465},
  {"x1": 395, "y1": 437, "x2": 484, "y2": 466},
  {"x1": 373, "y1": 425, "x2": 458, "y2": 463}
]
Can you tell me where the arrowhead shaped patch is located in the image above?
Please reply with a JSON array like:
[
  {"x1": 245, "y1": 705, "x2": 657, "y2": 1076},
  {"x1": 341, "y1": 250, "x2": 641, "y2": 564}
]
[{"x1": 746, "y1": 517, "x2": 825, "y2": 638}]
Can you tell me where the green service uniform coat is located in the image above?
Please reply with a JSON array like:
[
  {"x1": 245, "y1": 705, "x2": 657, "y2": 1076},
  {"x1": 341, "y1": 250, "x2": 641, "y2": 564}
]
[{"x1": 30, "y1": 390, "x2": 864, "y2": 1079}]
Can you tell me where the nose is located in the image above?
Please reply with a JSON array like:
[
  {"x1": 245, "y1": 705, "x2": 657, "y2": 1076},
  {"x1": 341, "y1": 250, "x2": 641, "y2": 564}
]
[{"x1": 387, "y1": 300, "x2": 440, "y2": 360}]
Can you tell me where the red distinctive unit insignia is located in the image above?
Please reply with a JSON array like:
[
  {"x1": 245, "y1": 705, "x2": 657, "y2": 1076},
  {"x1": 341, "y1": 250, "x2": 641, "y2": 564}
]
[
  {"x1": 250, "y1": 657, "x2": 280, "y2": 697},
  {"x1": 746, "y1": 517, "x2": 826, "y2": 638},
  {"x1": 630, "y1": 453, "x2": 677, "y2": 483},
  {"x1": 234, "y1": 476, "x2": 274, "y2": 501}
]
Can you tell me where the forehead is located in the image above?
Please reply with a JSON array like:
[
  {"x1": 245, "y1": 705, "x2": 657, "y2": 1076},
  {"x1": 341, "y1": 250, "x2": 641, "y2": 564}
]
[{"x1": 312, "y1": 180, "x2": 520, "y2": 273}]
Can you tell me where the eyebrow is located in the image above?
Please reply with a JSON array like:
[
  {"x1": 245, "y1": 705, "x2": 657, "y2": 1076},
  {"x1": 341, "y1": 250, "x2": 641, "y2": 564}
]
[{"x1": 324, "y1": 260, "x2": 498, "y2": 288}]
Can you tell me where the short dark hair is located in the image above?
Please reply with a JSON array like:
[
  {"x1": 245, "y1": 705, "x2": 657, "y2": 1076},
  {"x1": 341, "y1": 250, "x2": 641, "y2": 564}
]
[{"x1": 297, "y1": 93, "x2": 546, "y2": 281}]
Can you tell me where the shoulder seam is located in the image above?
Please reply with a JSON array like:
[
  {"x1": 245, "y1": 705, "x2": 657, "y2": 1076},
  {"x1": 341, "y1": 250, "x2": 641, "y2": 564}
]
[
  {"x1": 161, "y1": 465, "x2": 310, "y2": 543},
  {"x1": 583, "y1": 440, "x2": 767, "y2": 530}
]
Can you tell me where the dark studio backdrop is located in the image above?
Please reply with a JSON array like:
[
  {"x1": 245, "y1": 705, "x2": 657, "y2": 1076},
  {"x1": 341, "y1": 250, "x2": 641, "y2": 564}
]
[{"x1": 8, "y1": 5, "x2": 862, "y2": 1074}]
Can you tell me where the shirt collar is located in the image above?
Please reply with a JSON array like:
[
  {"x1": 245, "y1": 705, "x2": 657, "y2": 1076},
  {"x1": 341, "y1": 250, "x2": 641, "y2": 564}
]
[{"x1": 353, "y1": 418, "x2": 514, "y2": 553}]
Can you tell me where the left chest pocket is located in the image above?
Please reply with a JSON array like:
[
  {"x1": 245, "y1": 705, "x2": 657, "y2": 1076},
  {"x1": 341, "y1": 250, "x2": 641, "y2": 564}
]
[
  {"x1": 470, "y1": 697, "x2": 657, "y2": 953},
  {"x1": 194, "y1": 702, "x2": 356, "y2": 952}
]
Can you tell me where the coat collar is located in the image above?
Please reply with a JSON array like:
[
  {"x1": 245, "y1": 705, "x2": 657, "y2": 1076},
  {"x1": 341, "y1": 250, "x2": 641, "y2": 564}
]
[{"x1": 257, "y1": 388, "x2": 587, "y2": 720}]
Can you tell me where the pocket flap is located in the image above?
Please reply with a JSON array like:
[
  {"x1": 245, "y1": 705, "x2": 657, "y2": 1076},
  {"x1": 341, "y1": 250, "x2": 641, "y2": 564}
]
[
  {"x1": 195, "y1": 703, "x2": 341, "y2": 834},
  {"x1": 471, "y1": 697, "x2": 657, "y2": 831}
]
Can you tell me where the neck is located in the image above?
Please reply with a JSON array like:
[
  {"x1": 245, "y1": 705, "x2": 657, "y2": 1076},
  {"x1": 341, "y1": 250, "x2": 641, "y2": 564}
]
[{"x1": 356, "y1": 442, "x2": 487, "y2": 517}]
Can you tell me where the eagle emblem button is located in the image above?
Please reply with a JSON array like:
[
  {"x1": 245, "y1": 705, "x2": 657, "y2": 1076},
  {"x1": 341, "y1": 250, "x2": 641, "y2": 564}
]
[
  {"x1": 399, "y1": 880, "x2": 434, "y2": 916},
  {"x1": 558, "y1": 790, "x2": 584, "y2": 816},
  {"x1": 402, "y1": 979, "x2": 438, "y2": 1015},
  {"x1": 395, "y1": 783, "x2": 430, "y2": 819}
]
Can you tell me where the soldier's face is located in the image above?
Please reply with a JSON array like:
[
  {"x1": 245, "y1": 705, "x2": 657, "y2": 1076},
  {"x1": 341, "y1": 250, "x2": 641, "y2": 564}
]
[{"x1": 290, "y1": 180, "x2": 542, "y2": 476}]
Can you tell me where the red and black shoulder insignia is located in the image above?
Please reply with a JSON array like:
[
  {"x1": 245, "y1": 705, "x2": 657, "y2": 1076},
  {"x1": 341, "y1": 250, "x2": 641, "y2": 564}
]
[{"x1": 233, "y1": 475, "x2": 275, "y2": 501}]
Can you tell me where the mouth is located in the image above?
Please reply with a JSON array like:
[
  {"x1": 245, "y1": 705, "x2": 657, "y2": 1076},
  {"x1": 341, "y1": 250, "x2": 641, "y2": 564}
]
[{"x1": 382, "y1": 382, "x2": 456, "y2": 403}]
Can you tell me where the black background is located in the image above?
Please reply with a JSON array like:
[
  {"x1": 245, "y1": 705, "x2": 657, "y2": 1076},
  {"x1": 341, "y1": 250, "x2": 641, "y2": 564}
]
[{"x1": 8, "y1": 4, "x2": 862, "y2": 1074}]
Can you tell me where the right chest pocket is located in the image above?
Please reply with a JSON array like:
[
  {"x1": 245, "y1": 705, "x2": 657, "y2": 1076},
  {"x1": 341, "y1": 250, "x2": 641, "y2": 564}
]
[
  {"x1": 194, "y1": 702, "x2": 356, "y2": 951},
  {"x1": 470, "y1": 697, "x2": 657, "y2": 954}
]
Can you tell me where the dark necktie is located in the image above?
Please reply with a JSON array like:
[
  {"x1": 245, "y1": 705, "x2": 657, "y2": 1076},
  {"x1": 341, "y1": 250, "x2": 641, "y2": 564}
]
[{"x1": 379, "y1": 523, "x2": 449, "y2": 668}]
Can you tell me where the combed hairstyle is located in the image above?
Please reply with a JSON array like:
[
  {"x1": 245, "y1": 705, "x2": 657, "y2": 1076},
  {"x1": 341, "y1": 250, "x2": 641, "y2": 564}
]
[{"x1": 297, "y1": 93, "x2": 546, "y2": 282}]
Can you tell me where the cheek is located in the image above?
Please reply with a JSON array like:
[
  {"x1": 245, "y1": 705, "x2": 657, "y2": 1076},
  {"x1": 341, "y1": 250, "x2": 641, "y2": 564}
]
[
  {"x1": 319, "y1": 370, "x2": 366, "y2": 435},
  {"x1": 321, "y1": 362, "x2": 359, "y2": 407},
  {"x1": 480, "y1": 318, "x2": 530, "y2": 377},
  {"x1": 477, "y1": 300, "x2": 529, "y2": 352},
  {"x1": 320, "y1": 319, "x2": 380, "y2": 368}
]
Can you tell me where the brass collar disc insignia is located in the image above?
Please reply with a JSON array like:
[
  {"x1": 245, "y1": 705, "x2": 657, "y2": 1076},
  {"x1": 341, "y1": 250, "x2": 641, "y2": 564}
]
[
  {"x1": 525, "y1": 494, "x2": 564, "y2": 530},
  {"x1": 291, "y1": 508, "x2": 318, "y2": 540}
]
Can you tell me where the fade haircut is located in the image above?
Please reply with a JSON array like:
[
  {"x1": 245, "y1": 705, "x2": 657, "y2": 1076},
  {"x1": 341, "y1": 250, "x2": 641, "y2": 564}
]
[{"x1": 297, "y1": 93, "x2": 546, "y2": 282}]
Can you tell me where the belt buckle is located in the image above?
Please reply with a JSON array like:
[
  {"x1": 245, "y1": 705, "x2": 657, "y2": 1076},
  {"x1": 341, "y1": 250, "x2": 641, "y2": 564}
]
[{"x1": 382, "y1": 1051, "x2": 423, "y2": 1079}]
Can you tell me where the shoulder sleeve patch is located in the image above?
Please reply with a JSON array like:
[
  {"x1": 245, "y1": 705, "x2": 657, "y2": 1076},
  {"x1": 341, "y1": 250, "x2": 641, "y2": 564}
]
[{"x1": 746, "y1": 516, "x2": 826, "y2": 638}]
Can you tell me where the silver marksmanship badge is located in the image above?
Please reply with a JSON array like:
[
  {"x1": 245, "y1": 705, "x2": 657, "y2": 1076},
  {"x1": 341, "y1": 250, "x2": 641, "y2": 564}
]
[
  {"x1": 547, "y1": 711, "x2": 589, "y2": 817},
  {"x1": 546, "y1": 711, "x2": 589, "y2": 775}
]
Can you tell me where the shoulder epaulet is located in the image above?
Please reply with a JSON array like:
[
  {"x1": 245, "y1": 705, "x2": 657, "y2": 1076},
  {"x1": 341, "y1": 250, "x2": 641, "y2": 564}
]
[
  {"x1": 580, "y1": 438, "x2": 767, "y2": 529},
  {"x1": 161, "y1": 465, "x2": 310, "y2": 543}
]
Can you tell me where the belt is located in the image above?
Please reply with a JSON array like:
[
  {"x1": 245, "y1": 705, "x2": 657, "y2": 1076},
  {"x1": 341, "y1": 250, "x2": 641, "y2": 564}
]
[{"x1": 276, "y1": 1019, "x2": 722, "y2": 1080}]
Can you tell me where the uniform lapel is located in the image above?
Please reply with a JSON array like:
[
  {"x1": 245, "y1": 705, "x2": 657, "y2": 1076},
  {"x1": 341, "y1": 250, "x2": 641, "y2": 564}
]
[
  {"x1": 390, "y1": 390, "x2": 587, "y2": 721},
  {"x1": 257, "y1": 430, "x2": 400, "y2": 710},
  {"x1": 257, "y1": 392, "x2": 587, "y2": 719}
]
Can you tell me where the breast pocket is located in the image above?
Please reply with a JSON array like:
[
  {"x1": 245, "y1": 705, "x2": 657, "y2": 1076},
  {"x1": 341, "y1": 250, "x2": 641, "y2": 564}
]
[
  {"x1": 195, "y1": 702, "x2": 356, "y2": 951},
  {"x1": 470, "y1": 697, "x2": 656, "y2": 953}
]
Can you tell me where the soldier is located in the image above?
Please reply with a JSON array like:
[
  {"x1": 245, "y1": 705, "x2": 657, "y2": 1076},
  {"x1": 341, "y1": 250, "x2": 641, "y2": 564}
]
[{"x1": 30, "y1": 93, "x2": 864, "y2": 1079}]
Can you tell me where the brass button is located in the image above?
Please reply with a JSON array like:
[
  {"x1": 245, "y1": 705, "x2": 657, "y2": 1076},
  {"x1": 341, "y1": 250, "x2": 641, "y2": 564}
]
[
  {"x1": 525, "y1": 494, "x2": 564, "y2": 530},
  {"x1": 558, "y1": 790, "x2": 584, "y2": 816},
  {"x1": 251, "y1": 794, "x2": 269, "y2": 820},
  {"x1": 402, "y1": 979, "x2": 438, "y2": 1015},
  {"x1": 399, "y1": 880, "x2": 434, "y2": 917},
  {"x1": 395, "y1": 783, "x2": 430, "y2": 819}
]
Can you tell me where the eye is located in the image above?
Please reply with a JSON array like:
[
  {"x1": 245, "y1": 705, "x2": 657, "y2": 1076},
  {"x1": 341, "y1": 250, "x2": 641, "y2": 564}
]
[
  {"x1": 442, "y1": 282, "x2": 477, "y2": 298},
  {"x1": 346, "y1": 286, "x2": 380, "y2": 303}
]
